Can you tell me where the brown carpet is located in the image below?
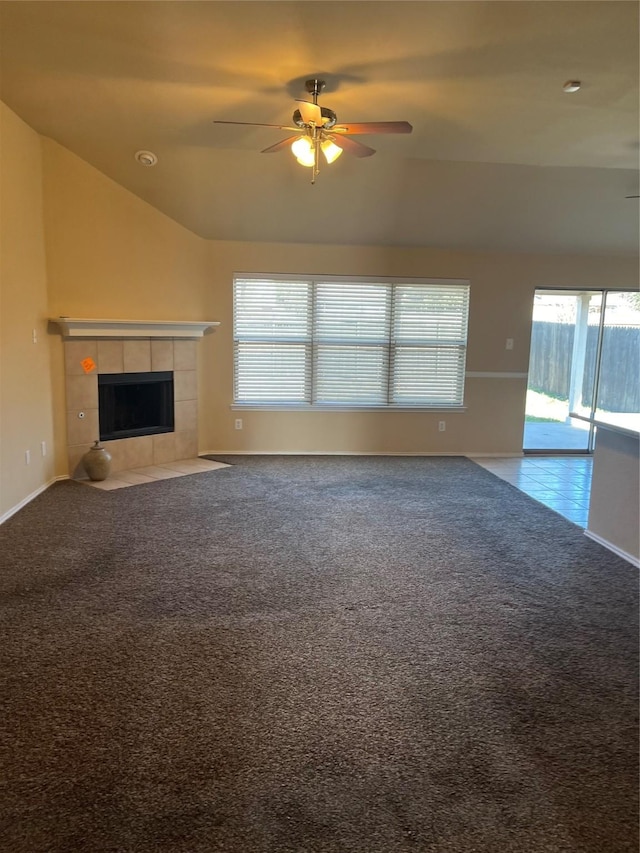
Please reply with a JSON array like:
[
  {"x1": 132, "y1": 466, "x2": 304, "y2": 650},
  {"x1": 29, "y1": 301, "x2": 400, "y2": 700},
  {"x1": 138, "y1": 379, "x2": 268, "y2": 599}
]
[{"x1": 0, "y1": 456, "x2": 637, "y2": 852}]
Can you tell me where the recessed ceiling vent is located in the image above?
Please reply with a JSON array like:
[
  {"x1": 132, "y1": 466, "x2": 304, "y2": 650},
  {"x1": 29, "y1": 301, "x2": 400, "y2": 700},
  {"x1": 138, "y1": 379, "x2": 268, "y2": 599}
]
[{"x1": 134, "y1": 150, "x2": 158, "y2": 166}]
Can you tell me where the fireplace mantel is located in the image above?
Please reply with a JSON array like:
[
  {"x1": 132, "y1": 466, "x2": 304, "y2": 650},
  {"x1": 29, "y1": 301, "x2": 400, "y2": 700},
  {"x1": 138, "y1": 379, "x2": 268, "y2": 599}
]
[{"x1": 50, "y1": 318, "x2": 219, "y2": 339}]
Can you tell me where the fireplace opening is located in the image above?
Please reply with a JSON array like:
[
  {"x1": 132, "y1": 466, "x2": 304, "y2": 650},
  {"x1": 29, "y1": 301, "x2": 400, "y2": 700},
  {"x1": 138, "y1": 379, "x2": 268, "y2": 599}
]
[{"x1": 98, "y1": 372, "x2": 174, "y2": 441}]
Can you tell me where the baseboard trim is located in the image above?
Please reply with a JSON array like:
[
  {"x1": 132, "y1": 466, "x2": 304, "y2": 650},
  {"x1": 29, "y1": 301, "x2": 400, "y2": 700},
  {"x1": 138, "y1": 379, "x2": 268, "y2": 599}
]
[
  {"x1": 465, "y1": 372, "x2": 528, "y2": 379},
  {"x1": 200, "y1": 450, "x2": 523, "y2": 458},
  {"x1": 583, "y1": 530, "x2": 640, "y2": 568},
  {"x1": 0, "y1": 477, "x2": 62, "y2": 526},
  {"x1": 466, "y1": 453, "x2": 525, "y2": 458}
]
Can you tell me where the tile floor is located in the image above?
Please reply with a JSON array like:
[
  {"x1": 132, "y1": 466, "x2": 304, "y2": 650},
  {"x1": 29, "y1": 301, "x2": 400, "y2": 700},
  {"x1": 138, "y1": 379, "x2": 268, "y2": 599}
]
[
  {"x1": 79, "y1": 457, "x2": 230, "y2": 490},
  {"x1": 471, "y1": 455, "x2": 593, "y2": 528}
]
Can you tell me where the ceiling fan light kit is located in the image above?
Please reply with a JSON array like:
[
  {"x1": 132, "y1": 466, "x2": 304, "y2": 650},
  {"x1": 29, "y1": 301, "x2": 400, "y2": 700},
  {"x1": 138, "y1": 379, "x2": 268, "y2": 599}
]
[
  {"x1": 321, "y1": 139, "x2": 343, "y2": 164},
  {"x1": 214, "y1": 78, "x2": 412, "y2": 184},
  {"x1": 291, "y1": 135, "x2": 315, "y2": 167}
]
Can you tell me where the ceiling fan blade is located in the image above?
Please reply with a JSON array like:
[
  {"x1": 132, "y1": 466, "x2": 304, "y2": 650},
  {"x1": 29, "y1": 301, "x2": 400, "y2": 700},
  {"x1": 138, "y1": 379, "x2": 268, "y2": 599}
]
[
  {"x1": 214, "y1": 120, "x2": 299, "y2": 131},
  {"x1": 329, "y1": 134, "x2": 376, "y2": 158},
  {"x1": 261, "y1": 135, "x2": 301, "y2": 154},
  {"x1": 295, "y1": 100, "x2": 323, "y2": 126},
  {"x1": 333, "y1": 121, "x2": 413, "y2": 135}
]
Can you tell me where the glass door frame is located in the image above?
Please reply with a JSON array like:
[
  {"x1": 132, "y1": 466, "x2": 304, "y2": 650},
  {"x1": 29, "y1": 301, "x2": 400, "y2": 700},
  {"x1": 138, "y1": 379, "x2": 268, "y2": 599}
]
[{"x1": 524, "y1": 287, "x2": 637, "y2": 455}]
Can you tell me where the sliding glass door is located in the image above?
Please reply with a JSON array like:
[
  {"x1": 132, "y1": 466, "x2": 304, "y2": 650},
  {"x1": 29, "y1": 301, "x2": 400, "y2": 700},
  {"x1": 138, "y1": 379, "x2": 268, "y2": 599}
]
[
  {"x1": 524, "y1": 291, "x2": 598, "y2": 451},
  {"x1": 593, "y1": 292, "x2": 640, "y2": 432},
  {"x1": 524, "y1": 289, "x2": 640, "y2": 452}
]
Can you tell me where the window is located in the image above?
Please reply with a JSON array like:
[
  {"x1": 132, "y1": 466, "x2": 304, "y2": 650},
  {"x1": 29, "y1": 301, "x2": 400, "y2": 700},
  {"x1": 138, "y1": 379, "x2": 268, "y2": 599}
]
[{"x1": 234, "y1": 276, "x2": 469, "y2": 408}]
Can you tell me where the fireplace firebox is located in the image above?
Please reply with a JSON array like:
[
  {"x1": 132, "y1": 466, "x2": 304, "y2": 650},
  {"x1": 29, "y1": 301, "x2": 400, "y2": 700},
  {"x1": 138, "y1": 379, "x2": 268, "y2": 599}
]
[{"x1": 98, "y1": 372, "x2": 174, "y2": 441}]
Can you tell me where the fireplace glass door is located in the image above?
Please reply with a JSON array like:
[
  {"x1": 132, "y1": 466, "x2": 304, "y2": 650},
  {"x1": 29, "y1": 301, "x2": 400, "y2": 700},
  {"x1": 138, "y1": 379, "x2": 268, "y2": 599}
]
[{"x1": 98, "y1": 371, "x2": 174, "y2": 441}]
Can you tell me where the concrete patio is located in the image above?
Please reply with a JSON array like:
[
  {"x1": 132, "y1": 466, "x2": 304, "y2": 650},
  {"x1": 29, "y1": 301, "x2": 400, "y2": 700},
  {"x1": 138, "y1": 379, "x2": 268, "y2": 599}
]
[{"x1": 523, "y1": 419, "x2": 593, "y2": 451}]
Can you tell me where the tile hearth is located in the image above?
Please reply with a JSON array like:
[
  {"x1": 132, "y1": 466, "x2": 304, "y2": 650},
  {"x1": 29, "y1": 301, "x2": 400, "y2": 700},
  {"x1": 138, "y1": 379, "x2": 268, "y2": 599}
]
[{"x1": 78, "y1": 457, "x2": 229, "y2": 490}]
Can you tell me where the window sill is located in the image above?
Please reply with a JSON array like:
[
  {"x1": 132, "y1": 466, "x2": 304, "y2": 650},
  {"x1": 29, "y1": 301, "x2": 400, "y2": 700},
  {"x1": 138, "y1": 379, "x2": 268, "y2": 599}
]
[{"x1": 231, "y1": 404, "x2": 467, "y2": 413}]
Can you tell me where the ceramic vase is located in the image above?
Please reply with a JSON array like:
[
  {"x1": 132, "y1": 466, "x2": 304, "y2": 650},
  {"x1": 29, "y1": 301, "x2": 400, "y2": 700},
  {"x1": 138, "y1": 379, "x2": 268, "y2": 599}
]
[{"x1": 82, "y1": 440, "x2": 112, "y2": 481}]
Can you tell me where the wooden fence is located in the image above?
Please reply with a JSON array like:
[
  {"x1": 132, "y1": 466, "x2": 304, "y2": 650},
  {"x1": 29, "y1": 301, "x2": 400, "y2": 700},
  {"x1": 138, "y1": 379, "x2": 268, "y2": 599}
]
[{"x1": 528, "y1": 322, "x2": 639, "y2": 412}]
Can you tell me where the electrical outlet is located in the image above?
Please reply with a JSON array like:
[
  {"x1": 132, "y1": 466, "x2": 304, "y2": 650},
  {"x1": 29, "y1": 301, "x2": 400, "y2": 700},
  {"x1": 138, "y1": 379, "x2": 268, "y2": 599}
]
[
  {"x1": 234, "y1": 418, "x2": 243, "y2": 430},
  {"x1": 438, "y1": 421, "x2": 446, "y2": 432},
  {"x1": 32, "y1": 328, "x2": 38, "y2": 344},
  {"x1": 505, "y1": 338, "x2": 514, "y2": 350},
  {"x1": 25, "y1": 450, "x2": 31, "y2": 465},
  {"x1": 41, "y1": 441, "x2": 47, "y2": 457}
]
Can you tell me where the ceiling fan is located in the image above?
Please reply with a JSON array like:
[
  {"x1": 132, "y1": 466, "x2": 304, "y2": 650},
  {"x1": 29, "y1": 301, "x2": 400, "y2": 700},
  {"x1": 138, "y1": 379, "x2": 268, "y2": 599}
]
[{"x1": 215, "y1": 79, "x2": 412, "y2": 184}]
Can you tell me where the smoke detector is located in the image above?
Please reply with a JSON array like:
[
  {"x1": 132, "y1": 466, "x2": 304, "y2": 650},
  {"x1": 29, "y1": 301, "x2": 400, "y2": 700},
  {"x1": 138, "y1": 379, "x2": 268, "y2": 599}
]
[
  {"x1": 562, "y1": 81, "x2": 581, "y2": 93},
  {"x1": 134, "y1": 150, "x2": 158, "y2": 166}
]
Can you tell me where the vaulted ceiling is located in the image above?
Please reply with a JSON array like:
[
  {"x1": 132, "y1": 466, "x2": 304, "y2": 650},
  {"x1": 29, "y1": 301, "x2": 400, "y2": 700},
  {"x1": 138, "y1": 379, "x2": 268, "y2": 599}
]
[{"x1": 1, "y1": 1, "x2": 638, "y2": 254}]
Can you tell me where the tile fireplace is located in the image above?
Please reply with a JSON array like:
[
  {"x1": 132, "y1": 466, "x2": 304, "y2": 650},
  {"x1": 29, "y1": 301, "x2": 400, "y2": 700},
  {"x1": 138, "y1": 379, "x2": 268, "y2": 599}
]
[{"x1": 52, "y1": 319, "x2": 219, "y2": 479}]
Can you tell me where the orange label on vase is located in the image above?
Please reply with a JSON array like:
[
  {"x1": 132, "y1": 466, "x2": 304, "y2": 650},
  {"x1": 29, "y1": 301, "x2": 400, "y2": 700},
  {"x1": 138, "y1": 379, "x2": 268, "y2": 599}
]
[{"x1": 81, "y1": 357, "x2": 96, "y2": 373}]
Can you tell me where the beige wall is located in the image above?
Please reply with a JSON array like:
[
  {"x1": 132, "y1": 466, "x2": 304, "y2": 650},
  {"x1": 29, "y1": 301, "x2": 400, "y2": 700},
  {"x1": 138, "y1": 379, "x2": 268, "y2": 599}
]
[
  {"x1": 587, "y1": 428, "x2": 639, "y2": 562},
  {"x1": 43, "y1": 139, "x2": 210, "y2": 321},
  {"x1": 200, "y1": 241, "x2": 638, "y2": 455},
  {"x1": 0, "y1": 103, "x2": 55, "y2": 518}
]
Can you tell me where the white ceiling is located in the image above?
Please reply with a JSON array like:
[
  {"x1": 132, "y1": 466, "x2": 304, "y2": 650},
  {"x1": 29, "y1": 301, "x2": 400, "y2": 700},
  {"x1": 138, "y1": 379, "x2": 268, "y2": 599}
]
[{"x1": 1, "y1": 1, "x2": 638, "y2": 254}]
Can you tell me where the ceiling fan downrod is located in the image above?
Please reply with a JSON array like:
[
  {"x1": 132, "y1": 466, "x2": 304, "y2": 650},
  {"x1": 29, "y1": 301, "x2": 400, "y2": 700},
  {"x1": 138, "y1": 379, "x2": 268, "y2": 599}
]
[
  {"x1": 303, "y1": 81, "x2": 325, "y2": 184},
  {"x1": 305, "y1": 78, "x2": 326, "y2": 105}
]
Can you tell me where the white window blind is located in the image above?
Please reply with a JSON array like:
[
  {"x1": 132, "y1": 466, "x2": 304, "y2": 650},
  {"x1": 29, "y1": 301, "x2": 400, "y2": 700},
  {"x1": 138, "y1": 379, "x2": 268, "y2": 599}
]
[
  {"x1": 234, "y1": 279, "x2": 312, "y2": 403},
  {"x1": 391, "y1": 284, "x2": 469, "y2": 405},
  {"x1": 234, "y1": 276, "x2": 469, "y2": 407},
  {"x1": 314, "y1": 282, "x2": 391, "y2": 404}
]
